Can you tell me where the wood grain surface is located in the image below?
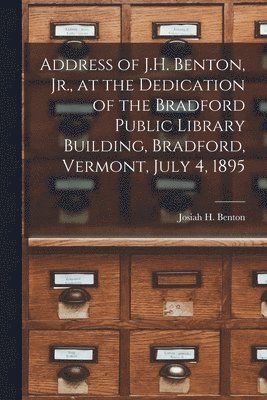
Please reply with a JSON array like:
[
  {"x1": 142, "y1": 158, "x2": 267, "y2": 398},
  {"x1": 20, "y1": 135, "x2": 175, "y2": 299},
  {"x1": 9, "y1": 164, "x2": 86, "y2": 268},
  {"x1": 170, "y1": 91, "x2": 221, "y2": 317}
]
[
  {"x1": 29, "y1": 6, "x2": 121, "y2": 42},
  {"x1": 29, "y1": 330, "x2": 119, "y2": 395},
  {"x1": 130, "y1": 5, "x2": 223, "y2": 42},
  {"x1": 130, "y1": 330, "x2": 220, "y2": 395},
  {"x1": 29, "y1": 254, "x2": 120, "y2": 321},
  {"x1": 231, "y1": 330, "x2": 267, "y2": 395},
  {"x1": 131, "y1": 254, "x2": 222, "y2": 320}
]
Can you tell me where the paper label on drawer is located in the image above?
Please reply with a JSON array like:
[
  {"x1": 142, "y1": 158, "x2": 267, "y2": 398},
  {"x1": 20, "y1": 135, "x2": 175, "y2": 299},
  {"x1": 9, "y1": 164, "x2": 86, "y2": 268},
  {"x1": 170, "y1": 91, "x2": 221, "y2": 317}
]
[
  {"x1": 258, "y1": 377, "x2": 267, "y2": 394},
  {"x1": 54, "y1": 348, "x2": 94, "y2": 361},
  {"x1": 55, "y1": 24, "x2": 96, "y2": 37},
  {"x1": 159, "y1": 24, "x2": 198, "y2": 37},
  {"x1": 159, "y1": 377, "x2": 190, "y2": 393},
  {"x1": 58, "y1": 378, "x2": 88, "y2": 394},
  {"x1": 58, "y1": 303, "x2": 90, "y2": 319},
  {"x1": 164, "y1": 301, "x2": 193, "y2": 316},
  {"x1": 59, "y1": 209, "x2": 89, "y2": 224},
  {"x1": 156, "y1": 348, "x2": 195, "y2": 361},
  {"x1": 54, "y1": 273, "x2": 95, "y2": 286}
]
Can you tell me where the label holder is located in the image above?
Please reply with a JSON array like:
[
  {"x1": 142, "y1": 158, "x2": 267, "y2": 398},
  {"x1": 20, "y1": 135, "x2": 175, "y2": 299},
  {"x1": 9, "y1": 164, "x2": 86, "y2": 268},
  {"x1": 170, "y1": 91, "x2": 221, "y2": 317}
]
[
  {"x1": 50, "y1": 22, "x2": 99, "y2": 40},
  {"x1": 50, "y1": 346, "x2": 98, "y2": 363},
  {"x1": 49, "y1": 100, "x2": 98, "y2": 117},
  {"x1": 252, "y1": 346, "x2": 267, "y2": 362},
  {"x1": 49, "y1": 176, "x2": 99, "y2": 193},
  {"x1": 50, "y1": 271, "x2": 98, "y2": 288},
  {"x1": 152, "y1": 271, "x2": 201, "y2": 288},
  {"x1": 255, "y1": 21, "x2": 267, "y2": 38},
  {"x1": 152, "y1": 176, "x2": 201, "y2": 193},
  {"x1": 152, "y1": 21, "x2": 201, "y2": 39},
  {"x1": 151, "y1": 346, "x2": 199, "y2": 363}
]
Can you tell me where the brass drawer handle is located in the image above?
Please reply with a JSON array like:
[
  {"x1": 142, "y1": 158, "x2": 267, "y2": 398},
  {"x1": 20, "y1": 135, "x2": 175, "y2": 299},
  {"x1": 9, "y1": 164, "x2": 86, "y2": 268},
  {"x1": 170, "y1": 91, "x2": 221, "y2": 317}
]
[
  {"x1": 59, "y1": 116, "x2": 90, "y2": 137},
  {"x1": 159, "y1": 363, "x2": 191, "y2": 380},
  {"x1": 261, "y1": 291, "x2": 267, "y2": 302},
  {"x1": 58, "y1": 365, "x2": 90, "y2": 383},
  {"x1": 57, "y1": 192, "x2": 90, "y2": 212},
  {"x1": 59, "y1": 40, "x2": 90, "y2": 59},
  {"x1": 59, "y1": 288, "x2": 91, "y2": 305},
  {"x1": 259, "y1": 366, "x2": 267, "y2": 379},
  {"x1": 161, "y1": 39, "x2": 192, "y2": 59},
  {"x1": 160, "y1": 193, "x2": 193, "y2": 213}
]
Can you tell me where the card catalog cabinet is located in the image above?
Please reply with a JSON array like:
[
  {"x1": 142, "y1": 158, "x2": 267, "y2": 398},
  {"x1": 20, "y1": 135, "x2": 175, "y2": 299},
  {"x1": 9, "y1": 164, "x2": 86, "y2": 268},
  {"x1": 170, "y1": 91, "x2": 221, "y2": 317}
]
[{"x1": 23, "y1": 1, "x2": 267, "y2": 400}]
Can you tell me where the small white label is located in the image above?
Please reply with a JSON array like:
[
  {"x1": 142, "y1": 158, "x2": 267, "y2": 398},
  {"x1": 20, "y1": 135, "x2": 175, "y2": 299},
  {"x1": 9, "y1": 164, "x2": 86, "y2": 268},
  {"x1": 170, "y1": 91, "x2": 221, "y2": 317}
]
[
  {"x1": 164, "y1": 301, "x2": 193, "y2": 317},
  {"x1": 54, "y1": 348, "x2": 94, "y2": 361},
  {"x1": 55, "y1": 103, "x2": 95, "y2": 115},
  {"x1": 257, "y1": 349, "x2": 267, "y2": 360},
  {"x1": 159, "y1": 24, "x2": 198, "y2": 37},
  {"x1": 54, "y1": 273, "x2": 95, "y2": 286},
  {"x1": 260, "y1": 24, "x2": 267, "y2": 36},
  {"x1": 55, "y1": 178, "x2": 95, "y2": 191},
  {"x1": 55, "y1": 24, "x2": 96, "y2": 37},
  {"x1": 257, "y1": 273, "x2": 267, "y2": 285},
  {"x1": 156, "y1": 348, "x2": 195, "y2": 361},
  {"x1": 156, "y1": 178, "x2": 196, "y2": 191}
]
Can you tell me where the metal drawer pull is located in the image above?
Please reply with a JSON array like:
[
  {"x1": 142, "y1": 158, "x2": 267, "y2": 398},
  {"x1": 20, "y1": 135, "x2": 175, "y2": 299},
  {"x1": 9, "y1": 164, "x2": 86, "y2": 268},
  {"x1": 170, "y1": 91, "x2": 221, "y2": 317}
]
[
  {"x1": 259, "y1": 367, "x2": 267, "y2": 379},
  {"x1": 59, "y1": 288, "x2": 91, "y2": 305},
  {"x1": 59, "y1": 116, "x2": 90, "y2": 137},
  {"x1": 261, "y1": 291, "x2": 267, "y2": 303},
  {"x1": 57, "y1": 192, "x2": 90, "y2": 212},
  {"x1": 58, "y1": 365, "x2": 90, "y2": 383},
  {"x1": 161, "y1": 39, "x2": 192, "y2": 59},
  {"x1": 160, "y1": 364, "x2": 191, "y2": 380},
  {"x1": 59, "y1": 40, "x2": 90, "y2": 59}
]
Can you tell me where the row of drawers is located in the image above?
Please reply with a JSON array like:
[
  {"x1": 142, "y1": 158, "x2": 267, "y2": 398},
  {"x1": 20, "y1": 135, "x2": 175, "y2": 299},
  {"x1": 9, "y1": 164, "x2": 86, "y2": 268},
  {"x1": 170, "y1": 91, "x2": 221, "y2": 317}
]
[
  {"x1": 25, "y1": 82, "x2": 267, "y2": 156},
  {"x1": 26, "y1": 159, "x2": 267, "y2": 235},
  {"x1": 26, "y1": 5, "x2": 267, "y2": 43},
  {"x1": 27, "y1": 329, "x2": 267, "y2": 396},
  {"x1": 28, "y1": 253, "x2": 267, "y2": 320}
]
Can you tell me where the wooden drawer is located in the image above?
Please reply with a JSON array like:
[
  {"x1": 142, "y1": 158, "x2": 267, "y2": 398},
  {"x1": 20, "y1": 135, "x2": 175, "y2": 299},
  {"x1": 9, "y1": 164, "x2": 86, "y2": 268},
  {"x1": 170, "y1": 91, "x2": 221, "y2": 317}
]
[
  {"x1": 231, "y1": 330, "x2": 267, "y2": 395},
  {"x1": 28, "y1": 330, "x2": 119, "y2": 395},
  {"x1": 29, "y1": 6, "x2": 121, "y2": 43},
  {"x1": 127, "y1": 85, "x2": 222, "y2": 154},
  {"x1": 234, "y1": 5, "x2": 267, "y2": 43},
  {"x1": 130, "y1": 6, "x2": 223, "y2": 43},
  {"x1": 131, "y1": 255, "x2": 222, "y2": 320},
  {"x1": 129, "y1": 160, "x2": 223, "y2": 231},
  {"x1": 232, "y1": 82, "x2": 267, "y2": 154},
  {"x1": 26, "y1": 160, "x2": 121, "y2": 236},
  {"x1": 29, "y1": 254, "x2": 120, "y2": 321},
  {"x1": 232, "y1": 254, "x2": 267, "y2": 319},
  {"x1": 26, "y1": 83, "x2": 120, "y2": 156},
  {"x1": 231, "y1": 160, "x2": 267, "y2": 235},
  {"x1": 130, "y1": 330, "x2": 220, "y2": 395}
]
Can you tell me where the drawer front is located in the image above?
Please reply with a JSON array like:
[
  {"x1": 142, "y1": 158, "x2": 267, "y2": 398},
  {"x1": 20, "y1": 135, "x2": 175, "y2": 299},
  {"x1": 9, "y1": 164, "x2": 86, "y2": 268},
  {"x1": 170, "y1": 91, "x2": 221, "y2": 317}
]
[
  {"x1": 127, "y1": 85, "x2": 222, "y2": 154},
  {"x1": 129, "y1": 160, "x2": 222, "y2": 230},
  {"x1": 234, "y1": 5, "x2": 267, "y2": 43},
  {"x1": 232, "y1": 82, "x2": 267, "y2": 154},
  {"x1": 231, "y1": 160, "x2": 267, "y2": 234},
  {"x1": 232, "y1": 254, "x2": 267, "y2": 319},
  {"x1": 29, "y1": 254, "x2": 120, "y2": 321},
  {"x1": 29, "y1": 6, "x2": 121, "y2": 43},
  {"x1": 231, "y1": 330, "x2": 267, "y2": 395},
  {"x1": 131, "y1": 255, "x2": 222, "y2": 320},
  {"x1": 130, "y1": 330, "x2": 220, "y2": 395},
  {"x1": 26, "y1": 84, "x2": 120, "y2": 156},
  {"x1": 27, "y1": 160, "x2": 121, "y2": 236},
  {"x1": 28, "y1": 330, "x2": 119, "y2": 395},
  {"x1": 131, "y1": 6, "x2": 223, "y2": 43}
]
